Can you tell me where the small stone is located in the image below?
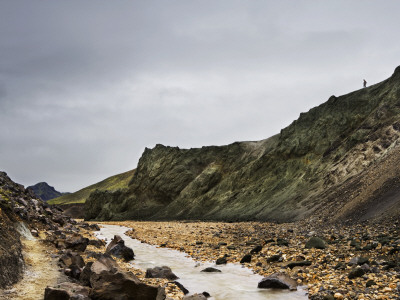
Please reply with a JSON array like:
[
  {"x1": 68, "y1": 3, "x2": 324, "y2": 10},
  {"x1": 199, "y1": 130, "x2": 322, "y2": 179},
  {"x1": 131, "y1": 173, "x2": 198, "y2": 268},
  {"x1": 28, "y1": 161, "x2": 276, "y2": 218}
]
[
  {"x1": 348, "y1": 267, "x2": 365, "y2": 279},
  {"x1": 334, "y1": 292, "x2": 344, "y2": 299},
  {"x1": 240, "y1": 254, "x2": 252, "y2": 263}
]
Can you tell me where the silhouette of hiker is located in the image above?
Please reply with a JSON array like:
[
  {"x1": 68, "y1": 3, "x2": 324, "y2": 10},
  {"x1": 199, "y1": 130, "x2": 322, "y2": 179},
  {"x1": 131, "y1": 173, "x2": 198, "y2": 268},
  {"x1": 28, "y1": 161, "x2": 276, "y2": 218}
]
[{"x1": 363, "y1": 79, "x2": 367, "y2": 88}]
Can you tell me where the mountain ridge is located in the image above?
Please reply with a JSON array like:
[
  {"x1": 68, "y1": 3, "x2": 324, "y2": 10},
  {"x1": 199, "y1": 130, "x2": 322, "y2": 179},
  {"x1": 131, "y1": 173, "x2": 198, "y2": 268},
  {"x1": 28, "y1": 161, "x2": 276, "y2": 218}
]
[
  {"x1": 27, "y1": 182, "x2": 67, "y2": 201},
  {"x1": 84, "y1": 66, "x2": 400, "y2": 223}
]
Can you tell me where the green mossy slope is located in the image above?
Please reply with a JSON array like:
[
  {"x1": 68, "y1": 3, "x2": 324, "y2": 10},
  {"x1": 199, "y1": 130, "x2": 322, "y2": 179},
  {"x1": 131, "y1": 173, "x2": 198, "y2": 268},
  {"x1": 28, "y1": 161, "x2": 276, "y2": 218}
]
[
  {"x1": 85, "y1": 66, "x2": 400, "y2": 223},
  {"x1": 48, "y1": 169, "x2": 134, "y2": 205}
]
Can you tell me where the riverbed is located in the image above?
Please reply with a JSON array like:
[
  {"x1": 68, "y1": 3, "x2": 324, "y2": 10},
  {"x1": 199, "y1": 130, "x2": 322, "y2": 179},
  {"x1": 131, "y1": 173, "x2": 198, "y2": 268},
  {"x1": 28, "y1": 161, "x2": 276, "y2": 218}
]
[{"x1": 95, "y1": 224, "x2": 308, "y2": 300}]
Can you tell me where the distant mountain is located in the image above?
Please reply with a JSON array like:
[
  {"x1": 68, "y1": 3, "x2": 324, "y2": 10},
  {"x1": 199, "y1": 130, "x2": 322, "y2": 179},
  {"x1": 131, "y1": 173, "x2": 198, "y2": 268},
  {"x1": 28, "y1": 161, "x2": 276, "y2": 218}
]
[
  {"x1": 84, "y1": 66, "x2": 400, "y2": 223},
  {"x1": 27, "y1": 182, "x2": 67, "y2": 201},
  {"x1": 48, "y1": 169, "x2": 135, "y2": 205}
]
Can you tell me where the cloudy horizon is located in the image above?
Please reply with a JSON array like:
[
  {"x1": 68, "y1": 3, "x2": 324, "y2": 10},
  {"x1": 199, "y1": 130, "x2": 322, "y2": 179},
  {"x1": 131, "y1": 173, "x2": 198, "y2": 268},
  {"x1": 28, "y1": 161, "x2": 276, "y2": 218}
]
[{"x1": 1, "y1": 1, "x2": 400, "y2": 192}]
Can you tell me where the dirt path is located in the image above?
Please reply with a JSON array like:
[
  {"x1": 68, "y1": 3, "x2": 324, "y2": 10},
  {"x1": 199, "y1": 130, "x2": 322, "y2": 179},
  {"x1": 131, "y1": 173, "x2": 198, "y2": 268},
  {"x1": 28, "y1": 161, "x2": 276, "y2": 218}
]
[{"x1": 0, "y1": 236, "x2": 64, "y2": 300}]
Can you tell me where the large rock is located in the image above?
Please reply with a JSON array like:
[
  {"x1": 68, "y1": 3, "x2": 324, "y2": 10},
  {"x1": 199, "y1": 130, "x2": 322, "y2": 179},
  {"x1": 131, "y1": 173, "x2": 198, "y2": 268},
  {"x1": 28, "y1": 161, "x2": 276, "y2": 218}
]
[
  {"x1": 105, "y1": 235, "x2": 135, "y2": 261},
  {"x1": 83, "y1": 254, "x2": 165, "y2": 299},
  {"x1": 145, "y1": 266, "x2": 179, "y2": 280},
  {"x1": 89, "y1": 239, "x2": 106, "y2": 248},
  {"x1": 44, "y1": 282, "x2": 90, "y2": 300},
  {"x1": 90, "y1": 254, "x2": 119, "y2": 276},
  {"x1": 258, "y1": 272, "x2": 297, "y2": 291},
  {"x1": 65, "y1": 233, "x2": 89, "y2": 252},
  {"x1": 90, "y1": 269, "x2": 165, "y2": 300},
  {"x1": 58, "y1": 251, "x2": 85, "y2": 268}
]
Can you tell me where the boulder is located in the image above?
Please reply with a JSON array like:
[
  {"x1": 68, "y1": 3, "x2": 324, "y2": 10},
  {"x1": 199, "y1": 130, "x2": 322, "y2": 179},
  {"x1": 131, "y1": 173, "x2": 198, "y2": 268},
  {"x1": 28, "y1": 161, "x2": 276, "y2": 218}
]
[
  {"x1": 44, "y1": 282, "x2": 90, "y2": 300},
  {"x1": 90, "y1": 269, "x2": 165, "y2": 300},
  {"x1": 83, "y1": 254, "x2": 165, "y2": 299},
  {"x1": 258, "y1": 272, "x2": 297, "y2": 291},
  {"x1": 305, "y1": 237, "x2": 326, "y2": 249},
  {"x1": 90, "y1": 254, "x2": 119, "y2": 277},
  {"x1": 89, "y1": 239, "x2": 106, "y2": 248},
  {"x1": 106, "y1": 235, "x2": 135, "y2": 261},
  {"x1": 145, "y1": 266, "x2": 179, "y2": 280},
  {"x1": 58, "y1": 252, "x2": 85, "y2": 268},
  {"x1": 65, "y1": 233, "x2": 89, "y2": 252}
]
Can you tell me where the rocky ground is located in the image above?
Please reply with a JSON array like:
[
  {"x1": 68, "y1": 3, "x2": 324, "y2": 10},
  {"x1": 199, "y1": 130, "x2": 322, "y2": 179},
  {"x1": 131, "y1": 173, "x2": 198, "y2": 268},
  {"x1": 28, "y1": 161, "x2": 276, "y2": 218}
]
[
  {"x1": 98, "y1": 219, "x2": 400, "y2": 300},
  {"x1": 0, "y1": 171, "x2": 185, "y2": 300}
]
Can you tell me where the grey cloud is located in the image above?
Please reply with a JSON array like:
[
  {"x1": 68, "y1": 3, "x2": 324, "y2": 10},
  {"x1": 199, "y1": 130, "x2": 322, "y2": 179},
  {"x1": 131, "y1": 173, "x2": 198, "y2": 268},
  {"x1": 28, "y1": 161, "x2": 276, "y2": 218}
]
[{"x1": 1, "y1": 0, "x2": 400, "y2": 191}]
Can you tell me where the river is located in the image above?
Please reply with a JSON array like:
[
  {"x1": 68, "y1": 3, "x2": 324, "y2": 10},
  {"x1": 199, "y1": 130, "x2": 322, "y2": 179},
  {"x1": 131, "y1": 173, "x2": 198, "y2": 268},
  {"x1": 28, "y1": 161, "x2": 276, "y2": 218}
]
[{"x1": 95, "y1": 224, "x2": 308, "y2": 300}]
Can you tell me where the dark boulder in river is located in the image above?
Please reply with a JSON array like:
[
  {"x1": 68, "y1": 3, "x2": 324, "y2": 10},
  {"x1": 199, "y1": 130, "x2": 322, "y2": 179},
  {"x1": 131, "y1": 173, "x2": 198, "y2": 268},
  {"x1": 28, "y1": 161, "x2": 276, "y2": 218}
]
[
  {"x1": 145, "y1": 266, "x2": 179, "y2": 280},
  {"x1": 258, "y1": 272, "x2": 297, "y2": 291},
  {"x1": 106, "y1": 235, "x2": 135, "y2": 261}
]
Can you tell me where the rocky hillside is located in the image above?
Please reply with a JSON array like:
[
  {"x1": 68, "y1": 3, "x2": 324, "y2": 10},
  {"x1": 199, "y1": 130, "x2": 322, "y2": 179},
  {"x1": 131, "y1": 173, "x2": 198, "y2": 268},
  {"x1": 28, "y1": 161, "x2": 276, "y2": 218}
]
[
  {"x1": 85, "y1": 66, "x2": 400, "y2": 223},
  {"x1": 27, "y1": 182, "x2": 66, "y2": 201},
  {"x1": 0, "y1": 172, "x2": 74, "y2": 288}
]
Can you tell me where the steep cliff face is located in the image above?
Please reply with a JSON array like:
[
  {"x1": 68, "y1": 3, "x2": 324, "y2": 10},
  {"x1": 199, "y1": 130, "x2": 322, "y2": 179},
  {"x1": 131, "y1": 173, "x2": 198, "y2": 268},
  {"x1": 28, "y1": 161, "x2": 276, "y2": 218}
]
[{"x1": 85, "y1": 66, "x2": 400, "y2": 223}]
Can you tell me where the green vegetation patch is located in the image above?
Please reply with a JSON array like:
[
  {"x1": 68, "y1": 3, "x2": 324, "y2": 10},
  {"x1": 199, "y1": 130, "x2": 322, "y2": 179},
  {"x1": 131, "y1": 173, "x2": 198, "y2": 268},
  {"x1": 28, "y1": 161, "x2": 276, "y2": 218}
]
[{"x1": 48, "y1": 169, "x2": 135, "y2": 205}]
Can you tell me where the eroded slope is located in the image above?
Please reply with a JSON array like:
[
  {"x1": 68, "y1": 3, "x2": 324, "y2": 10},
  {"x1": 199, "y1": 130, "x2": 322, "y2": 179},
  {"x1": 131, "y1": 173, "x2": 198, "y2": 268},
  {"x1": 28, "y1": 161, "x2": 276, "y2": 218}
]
[{"x1": 85, "y1": 66, "x2": 400, "y2": 223}]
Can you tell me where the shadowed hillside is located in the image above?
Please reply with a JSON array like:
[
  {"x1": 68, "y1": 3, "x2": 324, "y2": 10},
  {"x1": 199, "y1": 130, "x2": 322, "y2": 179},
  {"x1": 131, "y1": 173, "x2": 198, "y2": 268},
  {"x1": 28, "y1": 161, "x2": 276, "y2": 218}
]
[
  {"x1": 27, "y1": 182, "x2": 66, "y2": 201},
  {"x1": 85, "y1": 66, "x2": 400, "y2": 223}
]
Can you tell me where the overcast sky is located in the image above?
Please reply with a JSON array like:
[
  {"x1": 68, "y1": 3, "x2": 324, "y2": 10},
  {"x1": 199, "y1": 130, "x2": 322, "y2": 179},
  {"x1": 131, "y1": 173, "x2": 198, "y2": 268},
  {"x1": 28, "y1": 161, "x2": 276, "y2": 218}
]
[{"x1": 1, "y1": 1, "x2": 400, "y2": 192}]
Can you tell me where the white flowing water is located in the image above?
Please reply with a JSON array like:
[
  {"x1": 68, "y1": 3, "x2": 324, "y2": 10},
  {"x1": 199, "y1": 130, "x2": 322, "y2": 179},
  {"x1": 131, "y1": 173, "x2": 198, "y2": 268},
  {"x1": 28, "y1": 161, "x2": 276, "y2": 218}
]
[
  {"x1": 14, "y1": 222, "x2": 35, "y2": 240},
  {"x1": 95, "y1": 225, "x2": 308, "y2": 300}
]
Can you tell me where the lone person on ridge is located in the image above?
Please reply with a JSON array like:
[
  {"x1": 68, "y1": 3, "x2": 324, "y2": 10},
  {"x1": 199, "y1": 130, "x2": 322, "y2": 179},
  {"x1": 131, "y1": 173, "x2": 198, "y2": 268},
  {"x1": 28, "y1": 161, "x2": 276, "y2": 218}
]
[{"x1": 363, "y1": 79, "x2": 367, "y2": 88}]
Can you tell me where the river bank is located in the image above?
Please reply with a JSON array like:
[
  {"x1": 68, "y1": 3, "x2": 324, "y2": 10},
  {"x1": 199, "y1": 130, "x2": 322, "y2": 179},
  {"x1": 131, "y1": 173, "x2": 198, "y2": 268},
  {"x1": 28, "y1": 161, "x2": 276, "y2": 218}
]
[{"x1": 101, "y1": 220, "x2": 400, "y2": 299}]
